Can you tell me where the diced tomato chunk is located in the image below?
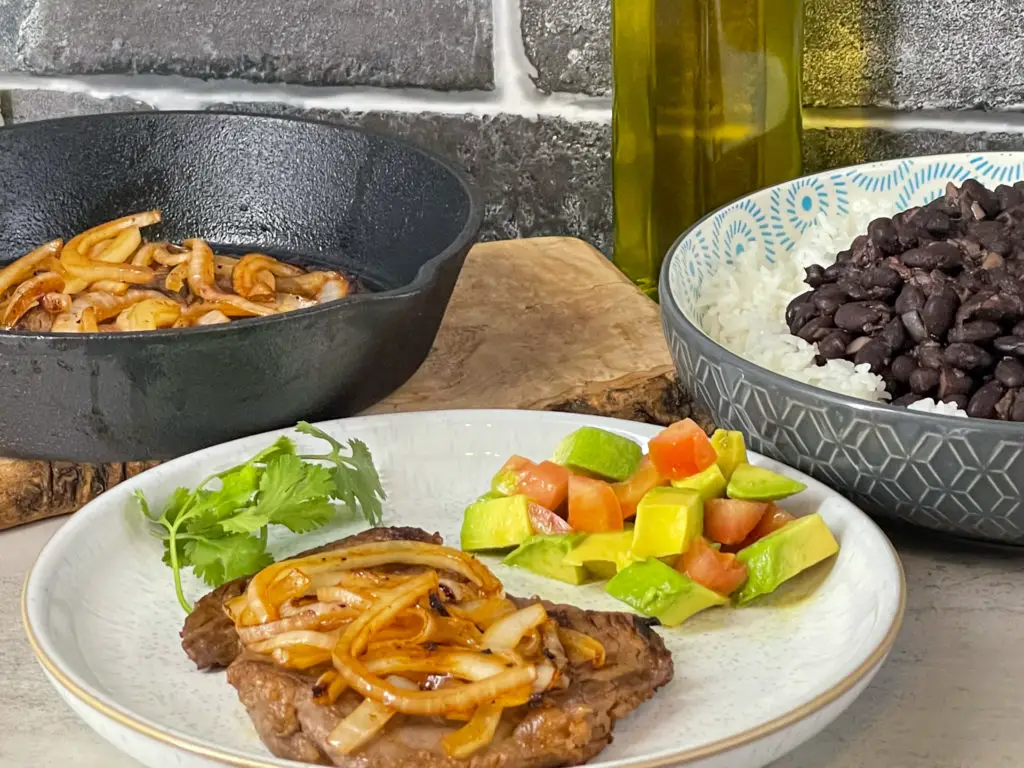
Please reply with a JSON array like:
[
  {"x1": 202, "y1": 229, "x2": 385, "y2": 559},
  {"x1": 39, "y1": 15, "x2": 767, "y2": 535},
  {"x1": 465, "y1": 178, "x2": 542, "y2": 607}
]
[
  {"x1": 648, "y1": 419, "x2": 718, "y2": 481},
  {"x1": 495, "y1": 456, "x2": 570, "y2": 511},
  {"x1": 704, "y1": 499, "x2": 768, "y2": 545},
  {"x1": 528, "y1": 503, "x2": 574, "y2": 535},
  {"x1": 678, "y1": 537, "x2": 748, "y2": 596},
  {"x1": 734, "y1": 504, "x2": 796, "y2": 549},
  {"x1": 567, "y1": 475, "x2": 624, "y2": 533},
  {"x1": 611, "y1": 456, "x2": 666, "y2": 520}
]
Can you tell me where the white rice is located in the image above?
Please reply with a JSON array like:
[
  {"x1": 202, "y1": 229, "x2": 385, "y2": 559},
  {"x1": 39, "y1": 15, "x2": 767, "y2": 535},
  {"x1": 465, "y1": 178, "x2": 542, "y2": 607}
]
[{"x1": 697, "y1": 200, "x2": 969, "y2": 418}]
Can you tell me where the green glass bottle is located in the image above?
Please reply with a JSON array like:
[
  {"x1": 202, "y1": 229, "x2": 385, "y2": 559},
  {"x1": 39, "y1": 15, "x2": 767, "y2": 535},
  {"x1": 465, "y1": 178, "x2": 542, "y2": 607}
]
[{"x1": 612, "y1": 0, "x2": 804, "y2": 297}]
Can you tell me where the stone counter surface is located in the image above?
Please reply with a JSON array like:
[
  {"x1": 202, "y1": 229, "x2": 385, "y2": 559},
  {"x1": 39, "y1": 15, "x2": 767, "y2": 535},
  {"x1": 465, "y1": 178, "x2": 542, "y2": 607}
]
[
  {"x1": 2, "y1": 516, "x2": 1022, "y2": 767},
  {"x1": 0, "y1": 0, "x2": 1020, "y2": 253}
]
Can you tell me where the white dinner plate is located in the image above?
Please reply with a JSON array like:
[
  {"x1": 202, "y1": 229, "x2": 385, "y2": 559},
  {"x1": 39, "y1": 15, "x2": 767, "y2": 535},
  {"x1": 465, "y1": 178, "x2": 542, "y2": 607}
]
[{"x1": 22, "y1": 410, "x2": 905, "y2": 768}]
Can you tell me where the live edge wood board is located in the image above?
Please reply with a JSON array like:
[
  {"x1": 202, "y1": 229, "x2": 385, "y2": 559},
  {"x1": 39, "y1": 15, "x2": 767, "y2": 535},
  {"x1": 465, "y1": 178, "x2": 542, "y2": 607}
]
[{"x1": 0, "y1": 237, "x2": 709, "y2": 531}]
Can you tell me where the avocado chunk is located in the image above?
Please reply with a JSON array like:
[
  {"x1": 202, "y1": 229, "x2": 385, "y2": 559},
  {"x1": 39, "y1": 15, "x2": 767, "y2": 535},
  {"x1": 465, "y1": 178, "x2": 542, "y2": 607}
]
[
  {"x1": 562, "y1": 529, "x2": 636, "y2": 579},
  {"x1": 503, "y1": 534, "x2": 589, "y2": 585},
  {"x1": 460, "y1": 494, "x2": 534, "y2": 552},
  {"x1": 710, "y1": 429, "x2": 747, "y2": 480},
  {"x1": 671, "y1": 463, "x2": 727, "y2": 501},
  {"x1": 727, "y1": 463, "x2": 807, "y2": 502},
  {"x1": 734, "y1": 513, "x2": 839, "y2": 604},
  {"x1": 630, "y1": 487, "x2": 703, "y2": 559},
  {"x1": 552, "y1": 427, "x2": 642, "y2": 482},
  {"x1": 606, "y1": 558, "x2": 728, "y2": 627}
]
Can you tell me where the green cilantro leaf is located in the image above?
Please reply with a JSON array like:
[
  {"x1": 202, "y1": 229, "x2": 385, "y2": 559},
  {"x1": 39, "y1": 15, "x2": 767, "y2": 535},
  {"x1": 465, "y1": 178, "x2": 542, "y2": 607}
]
[
  {"x1": 183, "y1": 464, "x2": 262, "y2": 533},
  {"x1": 296, "y1": 422, "x2": 386, "y2": 525},
  {"x1": 220, "y1": 456, "x2": 334, "y2": 535},
  {"x1": 269, "y1": 498, "x2": 337, "y2": 533},
  {"x1": 189, "y1": 535, "x2": 273, "y2": 587},
  {"x1": 143, "y1": 424, "x2": 385, "y2": 614}
]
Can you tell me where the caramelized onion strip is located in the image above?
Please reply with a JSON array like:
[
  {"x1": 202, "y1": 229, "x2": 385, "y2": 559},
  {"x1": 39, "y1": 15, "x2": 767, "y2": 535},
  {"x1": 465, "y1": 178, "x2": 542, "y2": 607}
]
[
  {"x1": 0, "y1": 239, "x2": 63, "y2": 298},
  {"x1": 327, "y1": 676, "x2": 418, "y2": 754},
  {"x1": 441, "y1": 705, "x2": 503, "y2": 759}
]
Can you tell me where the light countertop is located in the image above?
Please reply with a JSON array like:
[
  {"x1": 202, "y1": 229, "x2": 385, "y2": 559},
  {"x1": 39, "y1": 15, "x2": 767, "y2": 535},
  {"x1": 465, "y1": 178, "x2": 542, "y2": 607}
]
[{"x1": 2, "y1": 516, "x2": 1022, "y2": 768}]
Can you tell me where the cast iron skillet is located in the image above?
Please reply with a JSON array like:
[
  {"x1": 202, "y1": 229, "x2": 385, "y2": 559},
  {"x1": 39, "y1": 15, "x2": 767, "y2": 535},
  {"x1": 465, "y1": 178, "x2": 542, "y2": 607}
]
[{"x1": 0, "y1": 111, "x2": 482, "y2": 462}]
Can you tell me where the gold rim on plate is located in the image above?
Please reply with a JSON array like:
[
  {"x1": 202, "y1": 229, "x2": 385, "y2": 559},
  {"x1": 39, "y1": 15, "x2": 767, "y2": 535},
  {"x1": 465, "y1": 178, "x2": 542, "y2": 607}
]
[{"x1": 21, "y1": 538, "x2": 906, "y2": 768}]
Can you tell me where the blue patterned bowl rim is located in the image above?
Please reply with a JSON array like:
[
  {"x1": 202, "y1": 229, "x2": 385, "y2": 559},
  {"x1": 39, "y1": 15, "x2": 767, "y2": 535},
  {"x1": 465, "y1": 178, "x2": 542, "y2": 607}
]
[{"x1": 659, "y1": 151, "x2": 1024, "y2": 436}]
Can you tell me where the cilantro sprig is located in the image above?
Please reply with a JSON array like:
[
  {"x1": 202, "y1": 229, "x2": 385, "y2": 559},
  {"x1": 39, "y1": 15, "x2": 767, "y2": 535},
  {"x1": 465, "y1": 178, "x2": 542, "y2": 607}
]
[{"x1": 138, "y1": 422, "x2": 385, "y2": 613}]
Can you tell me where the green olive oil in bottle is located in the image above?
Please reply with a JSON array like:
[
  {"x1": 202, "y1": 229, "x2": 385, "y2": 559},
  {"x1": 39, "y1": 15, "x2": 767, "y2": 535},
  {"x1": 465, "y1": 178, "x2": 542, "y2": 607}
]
[{"x1": 612, "y1": 0, "x2": 804, "y2": 296}]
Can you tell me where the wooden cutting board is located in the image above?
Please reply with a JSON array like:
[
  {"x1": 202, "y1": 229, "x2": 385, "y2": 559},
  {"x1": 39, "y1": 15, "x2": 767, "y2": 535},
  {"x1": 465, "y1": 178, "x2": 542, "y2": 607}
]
[{"x1": 0, "y1": 238, "x2": 707, "y2": 531}]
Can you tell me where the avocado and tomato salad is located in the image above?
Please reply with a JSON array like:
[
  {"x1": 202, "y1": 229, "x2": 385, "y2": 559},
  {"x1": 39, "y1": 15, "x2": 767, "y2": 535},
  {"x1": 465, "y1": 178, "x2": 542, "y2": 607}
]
[{"x1": 459, "y1": 419, "x2": 840, "y2": 627}]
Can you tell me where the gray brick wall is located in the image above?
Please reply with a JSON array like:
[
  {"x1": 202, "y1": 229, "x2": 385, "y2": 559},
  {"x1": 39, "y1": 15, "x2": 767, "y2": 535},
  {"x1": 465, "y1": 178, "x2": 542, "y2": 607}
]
[{"x1": 0, "y1": 0, "x2": 1021, "y2": 254}]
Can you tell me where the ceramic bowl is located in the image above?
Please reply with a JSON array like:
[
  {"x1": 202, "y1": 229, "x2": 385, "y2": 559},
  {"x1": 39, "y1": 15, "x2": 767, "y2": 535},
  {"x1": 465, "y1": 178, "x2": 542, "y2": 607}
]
[{"x1": 661, "y1": 152, "x2": 1024, "y2": 545}]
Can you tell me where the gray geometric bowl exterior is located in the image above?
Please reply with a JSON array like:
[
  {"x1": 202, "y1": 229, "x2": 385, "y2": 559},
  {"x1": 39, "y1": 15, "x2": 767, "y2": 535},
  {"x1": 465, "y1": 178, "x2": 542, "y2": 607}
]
[{"x1": 661, "y1": 152, "x2": 1024, "y2": 545}]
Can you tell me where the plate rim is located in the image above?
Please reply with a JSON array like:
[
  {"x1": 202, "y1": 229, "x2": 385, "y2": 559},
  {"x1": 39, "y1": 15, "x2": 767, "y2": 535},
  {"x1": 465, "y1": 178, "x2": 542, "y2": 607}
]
[{"x1": 21, "y1": 409, "x2": 908, "y2": 768}]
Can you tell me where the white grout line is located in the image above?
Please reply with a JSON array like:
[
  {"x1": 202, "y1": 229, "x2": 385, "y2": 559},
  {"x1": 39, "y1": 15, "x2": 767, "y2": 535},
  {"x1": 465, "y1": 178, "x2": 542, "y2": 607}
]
[{"x1": 804, "y1": 107, "x2": 1024, "y2": 135}]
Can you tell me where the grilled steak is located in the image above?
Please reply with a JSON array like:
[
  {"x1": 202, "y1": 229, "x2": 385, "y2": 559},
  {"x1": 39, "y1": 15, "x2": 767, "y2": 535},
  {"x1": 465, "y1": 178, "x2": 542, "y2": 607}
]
[
  {"x1": 181, "y1": 527, "x2": 674, "y2": 767},
  {"x1": 181, "y1": 526, "x2": 442, "y2": 670}
]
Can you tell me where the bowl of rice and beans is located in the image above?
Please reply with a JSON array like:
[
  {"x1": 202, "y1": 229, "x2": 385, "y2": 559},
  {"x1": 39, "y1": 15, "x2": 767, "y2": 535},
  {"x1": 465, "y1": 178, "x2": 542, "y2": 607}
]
[{"x1": 661, "y1": 153, "x2": 1024, "y2": 545}]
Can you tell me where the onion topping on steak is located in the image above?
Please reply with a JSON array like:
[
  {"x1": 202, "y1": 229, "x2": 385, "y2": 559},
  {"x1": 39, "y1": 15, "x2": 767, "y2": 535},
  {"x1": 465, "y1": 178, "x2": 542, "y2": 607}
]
[{"x1": 181, "y1": 527, "x2": 673, "y2": 766}]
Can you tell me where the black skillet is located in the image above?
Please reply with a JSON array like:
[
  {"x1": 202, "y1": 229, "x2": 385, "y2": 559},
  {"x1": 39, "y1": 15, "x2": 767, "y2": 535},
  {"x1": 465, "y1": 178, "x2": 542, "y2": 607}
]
[{"x1": 0, "y1": 111, "x2": 482, "y2": 462}]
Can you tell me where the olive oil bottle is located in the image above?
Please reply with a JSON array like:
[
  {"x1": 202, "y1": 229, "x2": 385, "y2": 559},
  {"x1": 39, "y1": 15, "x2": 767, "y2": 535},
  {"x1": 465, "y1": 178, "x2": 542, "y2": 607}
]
[{"x1": 612, "y1": 0, "x2": 803, "y2": 296}]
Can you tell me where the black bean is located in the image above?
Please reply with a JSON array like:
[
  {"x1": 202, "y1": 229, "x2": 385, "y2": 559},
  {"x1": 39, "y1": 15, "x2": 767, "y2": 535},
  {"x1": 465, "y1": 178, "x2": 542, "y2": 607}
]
[
  {"x1": 943, "y1": 394, "x2": 970, "y2": 410},
  {"x1": 943, "y1": 342, "x2": 993, "y2": 370},
  {"x1": 968, "y1": 381, "x2": 1006, "y2": 419},
  {"x1": 901, "y1": 242, "x2": 960, "y2": 270},
  {"x1": 836, "y1": 277, "x2": 871, "y2": 301},
  {"x1": 823, "y1": 262, "x2": 847, "y2": 281},
  {"x1": 850, "y1": 235, "x2": 872, "y2": 266},
  {"x1": 995, "y1": 357, "x2": 1024, "y2": 388},
  {"x1": 892, "y1": 209, "x2": 921, "y2": 249},
  {"x1": 918, "y1": 209, "x2": 952, "y2": 236},
  {"x1": 915, "y1": 341, "x2": 945, "y2": 370},
  {"x1": 957, "y1": 291, "x2": 1024, "y2": 324},
  {"x1": 1012, "y1": 320, "x2": 1024, "y2": 337},
  {"x1": 891, "y1": 355, "x2": 917, "y2": 383},
  {"x1": 909, "y1": 367, "x2": 940, "y2": 394},
  {"x1": 785, "y1": 292, "x2": 818, "y2": 333},
  {"x1": 996, "y1": 184, "x2": 1024, "y2": 211},
  {"x1": 834, "y1": 301, "x2": 891, "y2": 334},
  {"x1": 995, "y1": 389, "x2": 1018, "y2": 420},
  {"x1": 968, "y1": 220, "x2": 1012, "y2": 255},
  {"x1": 894, "y1": 284, "x2": 926, "y2": 314},
  {"x1": 867, "y1": 265, "x2": 903, "y2": 290},
  {"x1": 901, "y1": 310, "x2": 930, "y2": 343},
  {"x1": 804, "y1": 264, "x2": 829, "y2": 287},
  {"x1": 854, "y1": 339, "x2": 890, "y2": 373},
  {"x1": 962, "y1": 179, "x2": 1002, "y2": 218},
  {"x1": 909, "y1": 269, "x2": 952, "y2": 298},
  {"x1": 812, "y1": 283, "x2": 848, "y2": 314},
  {"x1": 878, "y1": 317, "x2": 907, "y2": 352},
  {"x1": 797, "y1": 315, "x2": 835, "y2": 343},
  {"x1": 938, "y1": 366, "x2": 974, "y2": 398},
  {"x1": 818, "y1": 330, "x2": 852, "y2": 359},
  {"x1": 994, "y1": 336, "x2": 1024, "y2": 357},
  {"x1": 867, "y1": 218, "x2": 901, "y2": 254},
  {"x1": 947, "y1": 320, "x2": 1001, "y2": 344},
  {"x1": 921, "y1": 285, "x2": 959, "y2": 338},
  {"x1": 927, "y1": 241, "x2": 963, "y2": 269}
]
